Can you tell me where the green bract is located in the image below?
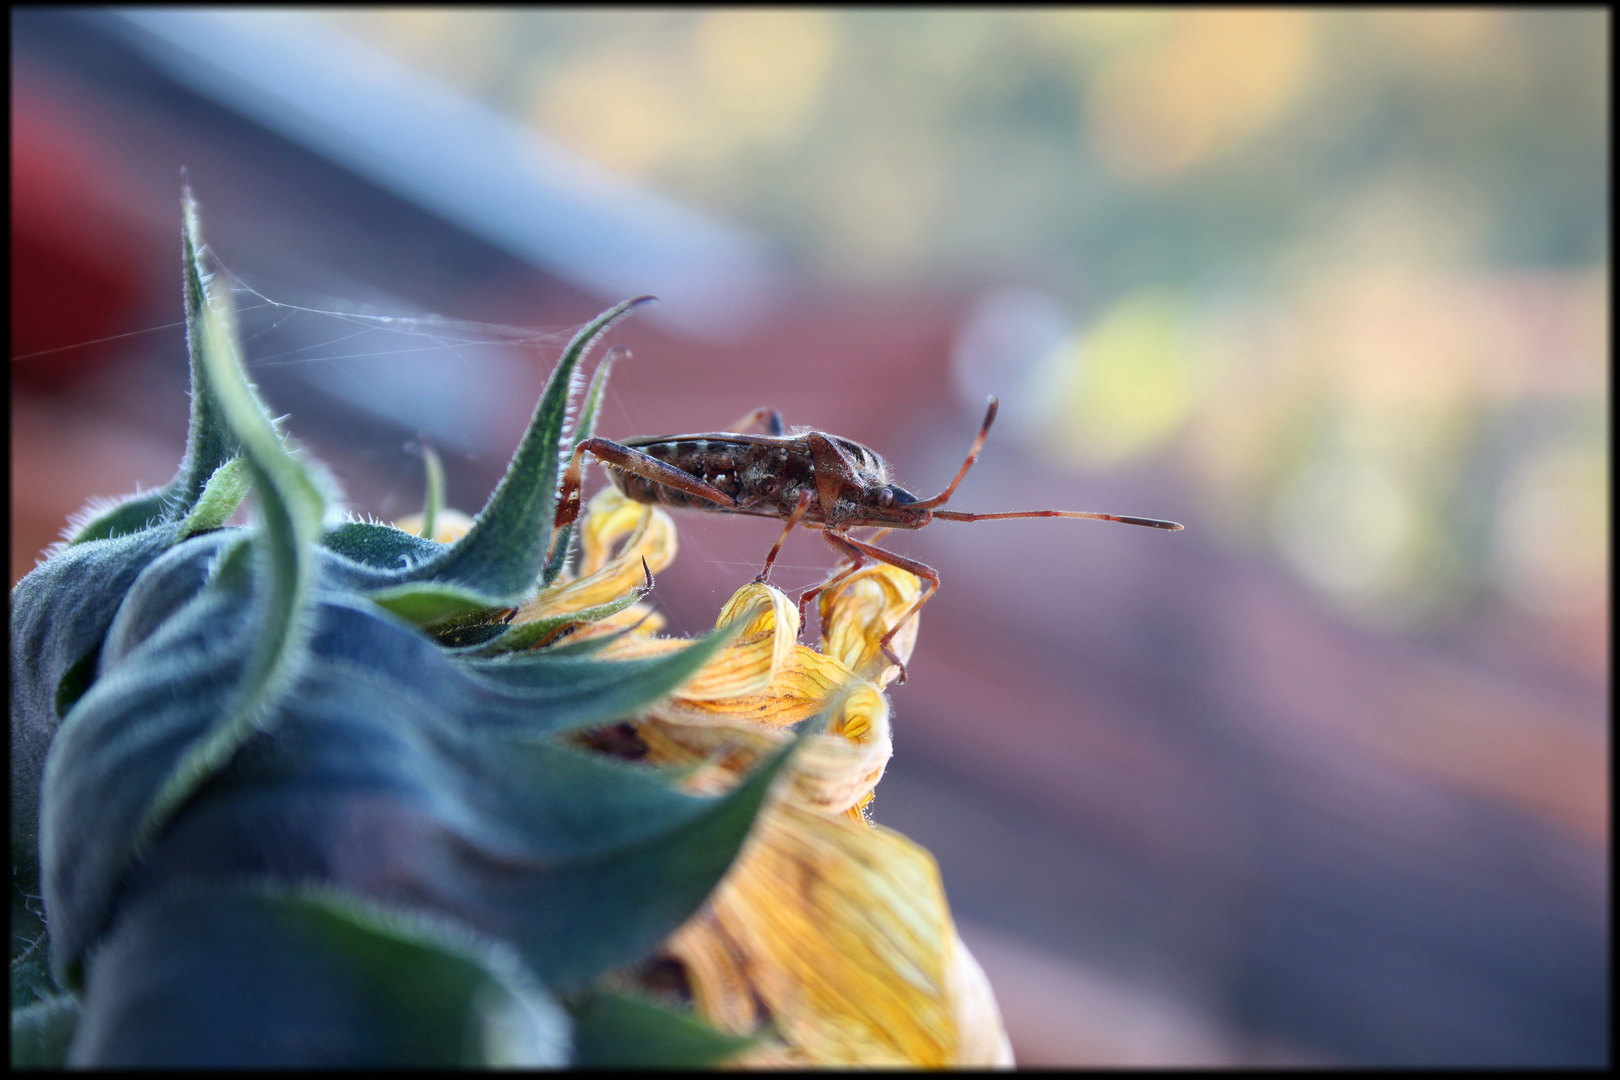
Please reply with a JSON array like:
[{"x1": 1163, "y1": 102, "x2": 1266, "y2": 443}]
[{"x1": 9, "y1": 193, "x2": 788, "y2": 1067}]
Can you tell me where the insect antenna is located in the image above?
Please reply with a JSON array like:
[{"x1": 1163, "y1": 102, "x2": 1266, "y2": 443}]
[
  {"x1": 931, "y1": 509, "x2": 1183, "y2": 530},
  {"x1": 913, "y1": 394, "x2": 1183, "y2": 530},
  {"x1": 911, "y1": 395, "x2": 1000, "y2": 510}
]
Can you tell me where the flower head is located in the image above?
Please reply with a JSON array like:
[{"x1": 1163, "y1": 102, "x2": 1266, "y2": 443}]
[{"x1": 530, "y1": 487, "x2": 1014, "y2": 1067}]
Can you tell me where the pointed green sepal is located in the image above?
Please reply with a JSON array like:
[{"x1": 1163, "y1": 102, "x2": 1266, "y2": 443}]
[
  {"x1": 462, "y1": 617, "x2": 742, "y2": 734},
  {"x1": 477, "y1": 585, "x2": 649, "y2": 656},
  {"x1": 65, "y1": 492, "x2": 172, "y2": 546},
  {"x1": 134, "y1": 251, "x2": 325, "y2": 851},
  {"x1": 513, "y1": 728, "x2": 803, "y2": 990},
  {"x1": 58, "y1": 191, "x2": 242, "y2": 550},
  {"x1": 176, "y1": 457, "x2": 251, "y2": 539},
  {"x1": 170, "y1": 187, "x2": 243, "y2": 515},
  {"x1": 543, "y1": 345, "x2": 623, "y2": 587},
  {"x1": 417, "y1": 441, "x2": 445, "y2": 541},
  {"x1": 400, "y1": 298, "x2": 653, "y2": 602},
  {"x1": 365, "y1": 581, "x2": 505, "y2": 629}
]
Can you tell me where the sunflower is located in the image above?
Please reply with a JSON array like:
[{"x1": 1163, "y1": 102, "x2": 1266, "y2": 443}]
[{"x1": 496, "y1": 487, "x2": 1015, "y2": 1067}]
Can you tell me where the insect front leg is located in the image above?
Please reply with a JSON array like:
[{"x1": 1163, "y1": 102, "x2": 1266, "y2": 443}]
[
  {"x1": 797, "y1": 530, "x2": 868, "y2": 633},
  {"x1": 554, "y1": 437, "x2": 736, "y2": 529},
  {"x1": 820, "y1": 532, "x2": 941, "y2": 685}
]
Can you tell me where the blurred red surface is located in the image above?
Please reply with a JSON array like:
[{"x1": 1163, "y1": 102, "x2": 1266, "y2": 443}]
[{"x1": 11, "y1": 68, "x2": 169, "y2": 391}]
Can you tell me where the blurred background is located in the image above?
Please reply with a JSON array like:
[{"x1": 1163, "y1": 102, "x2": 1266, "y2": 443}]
[{"x1": 11, "y1": 9, "x2": 1607, "y2": 1065}]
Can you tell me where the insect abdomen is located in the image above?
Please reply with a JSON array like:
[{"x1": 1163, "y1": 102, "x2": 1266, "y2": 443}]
[
  {"x1": 609, "y1": 438, "x2": 746, "y2": 510},
  {"x1": 610, "y1": 468, "x2": 711, "y2": 509}
]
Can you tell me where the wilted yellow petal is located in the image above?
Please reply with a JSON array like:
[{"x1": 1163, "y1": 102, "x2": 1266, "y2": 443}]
[
  {"x1": 516, "y1": 488, "x2": 676, "y2": 622},
  {"x1": 782, "y1": 682, "x2": 892, "y2": 816},
  {"x1": 660, "y1": 907, "x2": 761, "y2": 1036},
  {"x1": 675, "y1": 583, "x2": 801, "y2": 701},
  {"x1": 818, "y1": 563, "x2": 923, "y2": 688},
  {"x1": 668, "y1": 804, "x2": 1004, "y2": 1067},
  {"x1": 577, "y1": 486, "x2": 673, "y2": 577},
  {"x1": 571, "y1": 582, "x2": 828, "y2": 714},
  {"x1": 946, "y1": 929, "x2": 1016, "y2": 1067},
  {"x1": 653, "y1": 642, "x2": 853, "y2": 727},
  {"x1": 391, "y1": 507, "x2": 475, "y2": 545},
  {"x1": 640, "y1": 680, "x2": 892, "y2": 817},
  {"x1": 544, "y1": 520, "x2": 1011, "y2": 1066}
]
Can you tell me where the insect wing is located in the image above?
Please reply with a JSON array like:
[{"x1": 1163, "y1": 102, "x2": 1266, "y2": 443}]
[{"x1": 619, "y1": 432, "x2": 808, "y2": 450}]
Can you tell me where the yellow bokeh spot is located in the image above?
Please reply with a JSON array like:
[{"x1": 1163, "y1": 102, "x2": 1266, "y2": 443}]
[
  {"x1": 532, "y1": 51, "x2": 694, "y2": 178},
  {"x1": 1043, "y1": 291, "x2": 1195, "y2": 467},
  {"x1": 530, "y1": 11, "x2": 836, "y2": 179},
  {"x1": 1088, "y1": 10, "x2": 1313, "y2": 178},
  {"x1": 693, "y1": 10, "x2": 838, "y2": 143}
]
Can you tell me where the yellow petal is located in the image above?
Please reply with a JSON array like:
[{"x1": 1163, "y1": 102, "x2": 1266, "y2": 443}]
[
  {"x1": 945, "y1": 929, "x2": 1016, "y2": 1067},
  {"x1": 817, "y1": 563, "x2": 924, "y2": 688},
  {"x1": 782, "y1": 682, "x2": 892, "y2": 816},
  {"x1": 516, "y1": 487, "x2": 676, "y2": 622},
  {"x1": 575, "y1": 583, "x2": 812, "y2": 707},
  {"x1": 674, "y1": 583, "x2": 801, "y2": 701},
  {"x1": 668, "y1": 804, "x2": 1005, "y2": 1067},
  {"x1": 390, "y1": 507, "x2": 475, "y2": 545},
  {"x1": 653, "y1": 642, "x2": 852, "y2": 727},
  {"x1": 640, "y1": 680, "x2": 892, "y2": 816},
  {"x1": 578, "y1": 485, "x2": 673, "y2": 578}
]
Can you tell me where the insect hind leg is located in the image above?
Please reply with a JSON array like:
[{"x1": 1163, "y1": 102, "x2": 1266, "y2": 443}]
[
  {"x1": 798, "y1": 530, "x2": 867, "y2": 631},
  {"x1": 554, "y1": 437, "x2": 736, "y2": 530},
  {"x1": 729, "y1": 407, "x2": 786, "y2": 436}
]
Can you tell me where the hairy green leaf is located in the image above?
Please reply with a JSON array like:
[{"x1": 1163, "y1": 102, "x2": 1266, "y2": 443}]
[
  {"x1": 66, "y1": 884, "x2": 567, "y2": 1067},
  {"x1": 320, "y1": 521, "x2": 443, "y2": 572},
  {"x1": 11, "y1": 992, "x2": 80, "y2": 1068},
  {"x1": 176, "y1": 457, "x2": 251, "y2": 539},
  {"x1": 477, "y1": 586, "x2": 649, "y2": 656},
  {"x1": 135, "y1": 264, "x2": 326, "y2": 850},
  {"x1": 364, "y1": 581, "x2": 504, "y2": 629},
  {"x1": 568, "y1": 989, "x2": 756, "y2": 1067},
  {"x1": 65, "y1": 491, "x2": 172, "y2": 547}
]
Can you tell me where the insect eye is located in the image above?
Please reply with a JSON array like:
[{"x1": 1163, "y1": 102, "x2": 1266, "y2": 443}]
[
  {"x1": 877, "y1": 488, "x2": 894, "y2": 508},
  {"x1": 760, "y1": 477, "x2": 781, "y2": 494}
]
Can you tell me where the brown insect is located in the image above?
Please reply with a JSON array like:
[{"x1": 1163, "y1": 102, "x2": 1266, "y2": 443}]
[{"x1": 555, "y1": 397, "x2": 1182, "y2": 682}]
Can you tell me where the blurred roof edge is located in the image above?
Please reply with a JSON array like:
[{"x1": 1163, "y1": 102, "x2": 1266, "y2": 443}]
[{"x1": 94, "y1": 8, "x2": 788, "y2": 342}]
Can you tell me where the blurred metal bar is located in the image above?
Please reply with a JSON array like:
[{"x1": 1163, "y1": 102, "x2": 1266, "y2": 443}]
[{"x1": 99, "y1": 9, "x2": 786, "y2": 341}]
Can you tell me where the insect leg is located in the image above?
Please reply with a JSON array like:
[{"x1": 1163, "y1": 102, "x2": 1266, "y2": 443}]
[
  {"x1": 828, "y1": 533, "x2": 942, "y2": 685},
  {"x1": 554, "y1": 437, "x2": 736, "y2": 529},
  {"x1": 728, "y1": 407, "x2": 786, "y2": 436},
  {"x1": 797, "y1": 530, "x2": 867, "y2": 629},
  {"x1": 755, "y1": 489, "x2": 814, "y2": 584}
]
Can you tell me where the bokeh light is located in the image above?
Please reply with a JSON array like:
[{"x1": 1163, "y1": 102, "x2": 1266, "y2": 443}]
[{"x1": 315, "y1": 7, "x2": 1607, "y2": 625}]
